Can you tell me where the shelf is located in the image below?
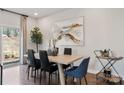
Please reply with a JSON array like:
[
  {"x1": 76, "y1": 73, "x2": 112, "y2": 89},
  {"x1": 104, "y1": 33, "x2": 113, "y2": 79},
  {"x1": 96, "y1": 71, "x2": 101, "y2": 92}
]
[
  {"x1": 96, "y1": 56, "x2": 123, "y2": 61},
  {"x1": 96, "y1": 72, "x2": 122, "y2": 83}
]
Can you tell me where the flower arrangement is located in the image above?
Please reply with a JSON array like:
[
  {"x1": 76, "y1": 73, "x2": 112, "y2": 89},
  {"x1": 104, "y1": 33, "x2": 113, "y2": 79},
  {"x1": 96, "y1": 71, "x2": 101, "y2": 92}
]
[{"x1": 100, "y1": 49, "x2": 109, "y2": 57}]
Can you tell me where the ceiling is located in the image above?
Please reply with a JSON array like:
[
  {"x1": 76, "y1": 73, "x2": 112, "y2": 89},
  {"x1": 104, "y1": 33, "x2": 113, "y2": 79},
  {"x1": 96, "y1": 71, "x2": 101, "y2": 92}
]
[{"x1": 5, "y1": 8, "x2": 68, "y2": 18}]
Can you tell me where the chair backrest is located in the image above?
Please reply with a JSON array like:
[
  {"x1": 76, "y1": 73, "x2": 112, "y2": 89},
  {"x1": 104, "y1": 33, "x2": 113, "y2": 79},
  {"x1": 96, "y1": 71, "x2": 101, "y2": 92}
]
[
  {"x1": 56, "y1": 47, "x2": 59, "y2": 55},
  {"x1": 27, "y1": 49, "x2": 35, "y2": 66},
  {"x1": 39, "y1": 50, "x2": 50, "y2": 69},
  {"x1": 76, "y1": 57, "x2": 90, "y2": 78},
  {"x1": 64, "y1": 48, "x2": 72, "y2": 55}
]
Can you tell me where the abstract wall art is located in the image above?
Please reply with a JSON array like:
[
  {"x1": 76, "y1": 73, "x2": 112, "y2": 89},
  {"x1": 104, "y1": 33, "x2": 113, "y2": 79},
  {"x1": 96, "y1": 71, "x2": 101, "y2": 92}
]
[{"x1": 53, "y1": 16, "x2": 84, "y2": 46}]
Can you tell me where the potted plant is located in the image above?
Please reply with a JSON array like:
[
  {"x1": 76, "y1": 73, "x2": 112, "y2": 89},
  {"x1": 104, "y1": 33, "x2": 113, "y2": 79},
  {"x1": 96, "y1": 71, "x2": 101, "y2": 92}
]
[{"x1": 30, "y1": 26, "x2": 43, "y2": 52}]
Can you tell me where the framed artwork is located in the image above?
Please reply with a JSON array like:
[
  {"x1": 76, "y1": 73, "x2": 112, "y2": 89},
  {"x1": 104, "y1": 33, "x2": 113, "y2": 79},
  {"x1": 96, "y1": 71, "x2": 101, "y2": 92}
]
[{"x1": 53, "y1": 16, "x2": 84, "y2": 46}]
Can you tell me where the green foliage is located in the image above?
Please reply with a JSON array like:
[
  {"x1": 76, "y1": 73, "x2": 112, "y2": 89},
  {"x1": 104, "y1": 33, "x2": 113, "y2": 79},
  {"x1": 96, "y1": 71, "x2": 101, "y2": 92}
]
[{"x1": 30, "y1": 26, "x2": 43, "y2": 44}]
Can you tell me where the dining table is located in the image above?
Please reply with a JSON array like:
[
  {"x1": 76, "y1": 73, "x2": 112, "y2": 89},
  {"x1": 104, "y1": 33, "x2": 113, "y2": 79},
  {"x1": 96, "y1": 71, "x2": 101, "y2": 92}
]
[{"x1": 24, "y1": 53, "x2": 83, "y2": 85}]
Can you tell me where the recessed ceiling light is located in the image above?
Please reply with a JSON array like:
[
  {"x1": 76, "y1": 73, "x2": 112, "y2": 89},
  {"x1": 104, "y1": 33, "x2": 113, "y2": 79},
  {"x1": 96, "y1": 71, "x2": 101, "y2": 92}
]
[{"x1": 34, "y1": 13, "x2": 38, "y2": 16}]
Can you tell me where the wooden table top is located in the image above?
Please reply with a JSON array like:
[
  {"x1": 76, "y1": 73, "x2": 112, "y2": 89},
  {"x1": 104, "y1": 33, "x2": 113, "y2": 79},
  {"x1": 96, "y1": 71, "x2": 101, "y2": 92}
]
[
  {"x1": 34, "y1": 53, "x2": 83, "y2": 65},
  {"x1": 48, "y1": 55, "x2": 83, "y2": 65}
]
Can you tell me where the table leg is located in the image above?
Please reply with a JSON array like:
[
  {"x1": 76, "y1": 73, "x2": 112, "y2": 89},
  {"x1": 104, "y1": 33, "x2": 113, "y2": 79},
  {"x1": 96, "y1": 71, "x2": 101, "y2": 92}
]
[{"x1": 58, "y1": 64, "x2": 65, "y2": 85}]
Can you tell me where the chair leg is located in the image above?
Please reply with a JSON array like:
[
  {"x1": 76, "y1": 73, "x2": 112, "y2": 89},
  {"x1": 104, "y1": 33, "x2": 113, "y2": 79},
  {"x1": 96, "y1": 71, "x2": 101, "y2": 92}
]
[
  {"x1": 31, "y1": 67, "x2": 33, "y2": 77},
  {"x1": 49, "y1": 73, "x2": 50, "y2": 85},
  {"x1": 84, "y1": 76, "x2": 88, "y2": 85},
  {"x1": 37, "y1": 70, "x2": 39, "y2": 77},
  {"x1": 27, "y1": 66, "x2": 30, "y2": 80},
  {"x1": 34, "y1": 69, "x2": 36, "y2": 83},
  {"x1": 65, "y1": 75, "x2": 67, "y2": 85},
  {"x1": 51, "y1": 74, "x2": 52, "y2": 84},
  {"x1": 73, "y1": 77, "x2": 74, "y2": 84},
  {"x1": 40, "y1": 69, "x2": 42, "y2": 84},
  {"x1": 58, "y1": 71, "x2": 59, "y2": 84},
  {"x1": 79, "y1": 78, "x2": 81, "y2": 85}
]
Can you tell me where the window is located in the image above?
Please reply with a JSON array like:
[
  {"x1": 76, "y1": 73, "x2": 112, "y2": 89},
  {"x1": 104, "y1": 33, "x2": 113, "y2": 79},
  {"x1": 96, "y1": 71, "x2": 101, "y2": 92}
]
[{"x1": 0, "y1": 26, "x2": 20, "y2": 64}]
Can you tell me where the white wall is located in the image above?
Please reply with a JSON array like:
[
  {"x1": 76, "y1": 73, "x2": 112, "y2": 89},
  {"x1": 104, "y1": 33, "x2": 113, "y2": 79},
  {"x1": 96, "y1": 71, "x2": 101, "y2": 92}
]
[
  {"x1": 0, "y1": 11, "x2": 20, "y2": 27},
  {"x1": 37, "y1": 9, "x2": 124, "y2": 79},
  {"x1": 27, "y1": 18, "x2": 38, "y2": 50}
]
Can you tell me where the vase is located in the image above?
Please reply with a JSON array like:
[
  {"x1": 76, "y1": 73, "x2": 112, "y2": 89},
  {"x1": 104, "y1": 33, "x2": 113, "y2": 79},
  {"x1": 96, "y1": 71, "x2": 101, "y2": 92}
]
[
  {"x1": 47, "y1": 48, "x2": 53, "y2": 56},
  {"x1": 52, "y1": 47, "x2": 58, "y2": 56}
]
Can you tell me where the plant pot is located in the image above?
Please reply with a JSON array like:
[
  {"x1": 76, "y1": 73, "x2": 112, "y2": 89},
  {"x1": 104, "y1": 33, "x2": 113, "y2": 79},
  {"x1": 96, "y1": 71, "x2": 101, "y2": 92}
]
[{"x1": 47, "y1": 48, "x2": 53, "y2": 56}]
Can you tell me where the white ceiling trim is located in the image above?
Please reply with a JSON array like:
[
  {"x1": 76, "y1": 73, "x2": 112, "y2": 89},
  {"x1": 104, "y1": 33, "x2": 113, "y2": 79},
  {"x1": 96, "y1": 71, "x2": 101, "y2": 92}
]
[{"x1": 4, "y1": 8, "x2": 69, "y2": 19}]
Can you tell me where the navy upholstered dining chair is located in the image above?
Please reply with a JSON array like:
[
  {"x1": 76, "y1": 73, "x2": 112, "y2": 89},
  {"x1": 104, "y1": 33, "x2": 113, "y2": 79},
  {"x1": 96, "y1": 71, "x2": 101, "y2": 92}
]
[{"x1": 64, "y1": 57, "x2": 90, "y2": 85}]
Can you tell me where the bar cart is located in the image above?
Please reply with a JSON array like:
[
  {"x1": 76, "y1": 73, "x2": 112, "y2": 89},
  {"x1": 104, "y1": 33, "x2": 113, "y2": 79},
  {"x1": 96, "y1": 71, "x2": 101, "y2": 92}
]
[{"x1": 94, "y1": 49, "x2": 123, "y2": 84}]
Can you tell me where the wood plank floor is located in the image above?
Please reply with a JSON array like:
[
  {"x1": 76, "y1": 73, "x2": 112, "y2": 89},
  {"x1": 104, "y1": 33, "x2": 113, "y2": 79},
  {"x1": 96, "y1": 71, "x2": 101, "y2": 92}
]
[
  {"x1": 3, "y1": 64, "x2": 123, "y2": 85},
  {"x1": 20, "y1": 65, "x2": 123, "y2": 85}
]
